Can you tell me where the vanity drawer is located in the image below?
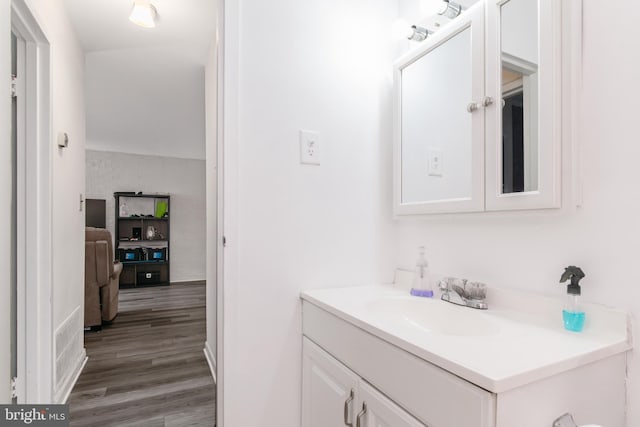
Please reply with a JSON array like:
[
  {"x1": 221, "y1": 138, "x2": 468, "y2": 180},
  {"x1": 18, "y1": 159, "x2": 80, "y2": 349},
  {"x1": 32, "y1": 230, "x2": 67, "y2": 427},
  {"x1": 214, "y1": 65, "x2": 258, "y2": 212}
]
[{"x1": 302, "y1": 301, "x2": 496, "y2": 427}]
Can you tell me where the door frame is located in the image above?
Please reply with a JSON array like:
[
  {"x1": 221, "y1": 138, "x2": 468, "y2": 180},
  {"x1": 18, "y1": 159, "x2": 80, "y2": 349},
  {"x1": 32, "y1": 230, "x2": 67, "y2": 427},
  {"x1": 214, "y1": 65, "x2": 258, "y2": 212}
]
[
  {"x1": 215, "y1": 0, "x2": 226, "y2": 424},
  {"x1": 11, "y1": 0, "x2": 53, "y2": 403}
]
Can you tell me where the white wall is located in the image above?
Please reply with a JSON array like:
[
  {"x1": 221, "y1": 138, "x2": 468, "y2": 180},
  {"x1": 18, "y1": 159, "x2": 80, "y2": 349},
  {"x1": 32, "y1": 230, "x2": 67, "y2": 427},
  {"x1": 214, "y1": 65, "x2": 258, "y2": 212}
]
[
  {"x1": 222, "y1": 0, "x2": 640, "y2": 426},
  {"x1": 204, "y1": 30, "x2": 218, "y2": 369},
  {"x1": 86, "y1": 150, "x2": 206, "y2": 283},
  {"x1": 222, "y1": 0, "x2": 399, "y2": 425},
  {"x1": 0, "y1": 0, "x2": 12, "y2": 404},
  {"x1": 393, "y1": 1, "x2": 640, "y2": 426},
  {"x1": 85, "y1": 48, "x2": 206, "y2": 160},
  {"x1": 28, "y1": 0, "x2": 85, "y2": 342},
  {"x1": 21, "y1": 0, "x2": 86, "y2": 401}
]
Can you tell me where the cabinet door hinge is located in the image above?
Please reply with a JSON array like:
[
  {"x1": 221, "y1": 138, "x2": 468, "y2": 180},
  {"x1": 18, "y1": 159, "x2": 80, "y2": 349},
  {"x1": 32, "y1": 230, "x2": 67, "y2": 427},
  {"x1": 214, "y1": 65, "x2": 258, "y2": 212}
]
[
  {"x1": 11, "y1": 75, "x2": 17, "y2": 99},
  {"x1": 10, "y1": 377, "x2": 18, "y2": 399}
]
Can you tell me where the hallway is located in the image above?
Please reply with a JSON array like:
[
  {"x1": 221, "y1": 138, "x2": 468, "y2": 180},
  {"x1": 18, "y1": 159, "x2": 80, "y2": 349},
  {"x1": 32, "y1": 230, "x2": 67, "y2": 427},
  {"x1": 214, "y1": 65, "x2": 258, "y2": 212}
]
[{"x1": 68, "y1": 282, "x2": 215, "y2": 426}]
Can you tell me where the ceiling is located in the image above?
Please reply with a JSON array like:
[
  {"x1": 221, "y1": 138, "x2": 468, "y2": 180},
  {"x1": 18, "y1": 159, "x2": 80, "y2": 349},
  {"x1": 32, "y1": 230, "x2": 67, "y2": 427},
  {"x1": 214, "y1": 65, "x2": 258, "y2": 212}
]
[
  {"x1": 63, "y1": 0, "x2": 217, "y2": 160},
  {"x1": 63, "y1": 0, "x2": 216, "y2": 63}
]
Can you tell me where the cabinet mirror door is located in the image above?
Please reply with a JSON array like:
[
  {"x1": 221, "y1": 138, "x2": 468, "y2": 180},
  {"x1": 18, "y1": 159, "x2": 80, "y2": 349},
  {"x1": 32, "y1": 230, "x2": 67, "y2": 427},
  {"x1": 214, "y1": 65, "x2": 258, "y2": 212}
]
[
  {"x1": 486, "y1": 0, "x2": 561, "y2": 210},
  {"x1": 393, "y1": 4, "x2": 485, "y2": 215}
]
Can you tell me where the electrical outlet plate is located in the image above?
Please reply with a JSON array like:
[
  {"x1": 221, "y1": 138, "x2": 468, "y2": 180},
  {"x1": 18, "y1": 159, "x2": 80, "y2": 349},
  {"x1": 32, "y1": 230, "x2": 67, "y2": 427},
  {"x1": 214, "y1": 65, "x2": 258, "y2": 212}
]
[{"x1": 300, "y1": 130, "x2": 320, "y2": 165}]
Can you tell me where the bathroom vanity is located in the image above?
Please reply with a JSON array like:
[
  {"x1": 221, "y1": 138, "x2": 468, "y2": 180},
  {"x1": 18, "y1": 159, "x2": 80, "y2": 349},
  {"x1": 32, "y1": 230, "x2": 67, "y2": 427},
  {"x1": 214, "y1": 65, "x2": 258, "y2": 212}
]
[{"x1": 301, "y1": 286, "x2": 631, "y2": 427}]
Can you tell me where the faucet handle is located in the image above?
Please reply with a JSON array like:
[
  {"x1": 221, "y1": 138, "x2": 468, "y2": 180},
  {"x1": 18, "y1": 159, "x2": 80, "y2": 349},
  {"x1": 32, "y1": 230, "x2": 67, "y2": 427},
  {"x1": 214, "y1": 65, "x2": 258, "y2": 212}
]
[
  {"x1": 466, "y1": 282, "x2": 487, "y2": 301},
  {"x1": 438, "y1": 278, "x2": 451, "y2": 291},
  {"x1": 552, "y1": 413, "x2": 577, "y2": 427}
]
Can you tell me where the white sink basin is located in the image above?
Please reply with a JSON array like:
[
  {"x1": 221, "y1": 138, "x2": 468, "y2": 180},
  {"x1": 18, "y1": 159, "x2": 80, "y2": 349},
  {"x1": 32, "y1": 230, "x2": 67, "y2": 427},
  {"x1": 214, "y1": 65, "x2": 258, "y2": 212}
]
[{"x1": 366, "y1": 296, "x2": 500, "y2": 336}]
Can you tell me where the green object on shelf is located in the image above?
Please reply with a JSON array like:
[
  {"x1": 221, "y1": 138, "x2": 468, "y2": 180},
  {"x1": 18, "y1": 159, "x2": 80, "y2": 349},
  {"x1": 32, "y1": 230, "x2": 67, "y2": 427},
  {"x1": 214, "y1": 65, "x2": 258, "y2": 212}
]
[{"x1": 155, "y1": 200, "x2": 168, "y2": 218}]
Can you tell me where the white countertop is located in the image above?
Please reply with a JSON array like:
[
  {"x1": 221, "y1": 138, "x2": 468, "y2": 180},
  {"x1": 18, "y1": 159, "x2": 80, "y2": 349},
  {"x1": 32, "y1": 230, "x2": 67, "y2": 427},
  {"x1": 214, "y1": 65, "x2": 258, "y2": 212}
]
[{"x1": 301, "y1": 285, "x2": 632, "y2": 393}]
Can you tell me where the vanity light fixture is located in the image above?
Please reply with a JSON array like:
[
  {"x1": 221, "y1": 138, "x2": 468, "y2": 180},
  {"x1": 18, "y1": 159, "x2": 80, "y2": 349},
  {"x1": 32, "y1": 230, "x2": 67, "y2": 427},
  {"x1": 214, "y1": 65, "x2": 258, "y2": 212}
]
[
  {"x1": 129, "y1": 0, "x2": 158, "y2": 28},
  {"x1": 407, "y1": 25, "x2": 431, "y2": 42},
  {"x1": 438, "y1": 0, "x2": 464, "y2": 19}
]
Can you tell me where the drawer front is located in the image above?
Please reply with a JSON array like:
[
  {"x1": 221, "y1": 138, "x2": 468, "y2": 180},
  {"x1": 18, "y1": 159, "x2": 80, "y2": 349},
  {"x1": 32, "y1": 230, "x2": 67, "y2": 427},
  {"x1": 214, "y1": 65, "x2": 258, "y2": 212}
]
[{"x1": 303, "y1": 301, "x2": 496, "y2": 427}]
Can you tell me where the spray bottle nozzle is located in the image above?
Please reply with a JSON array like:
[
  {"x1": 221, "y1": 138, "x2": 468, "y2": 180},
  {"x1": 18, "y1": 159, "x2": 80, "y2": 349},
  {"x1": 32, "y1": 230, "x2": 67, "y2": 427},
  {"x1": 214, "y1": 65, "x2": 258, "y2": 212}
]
[{"x1": 560, "y1": 266, "x2": 585, "y2": 295}]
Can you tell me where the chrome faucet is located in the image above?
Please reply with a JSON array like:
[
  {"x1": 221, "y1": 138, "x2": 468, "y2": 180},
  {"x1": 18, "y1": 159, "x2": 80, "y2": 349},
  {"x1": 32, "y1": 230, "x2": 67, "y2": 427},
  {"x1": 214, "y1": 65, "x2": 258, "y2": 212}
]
[{"x1": 438, "y1": 277, "x2": 488, "y2": 310}]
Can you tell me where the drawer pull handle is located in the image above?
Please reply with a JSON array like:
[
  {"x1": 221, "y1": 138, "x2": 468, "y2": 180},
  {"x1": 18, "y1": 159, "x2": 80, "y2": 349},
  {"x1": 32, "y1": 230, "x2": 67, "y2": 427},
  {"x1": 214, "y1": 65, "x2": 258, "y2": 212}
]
[
  {"x1": 343, "y1": 389, "x2": 354, "y2": 426},
  {"x1": 356, "y1": 402, "x2": 367, "y2": 427}
]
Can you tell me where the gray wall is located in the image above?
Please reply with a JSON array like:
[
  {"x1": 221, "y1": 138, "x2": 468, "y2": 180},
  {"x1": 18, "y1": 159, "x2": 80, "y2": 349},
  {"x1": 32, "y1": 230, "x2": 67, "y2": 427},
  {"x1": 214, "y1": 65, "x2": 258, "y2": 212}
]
[
  {"x1": 85, "y1": 49, "x2": 205, "y2": 160},
  {"x1": 86, "y1": 150, "x2": 206, "y2": 282}
]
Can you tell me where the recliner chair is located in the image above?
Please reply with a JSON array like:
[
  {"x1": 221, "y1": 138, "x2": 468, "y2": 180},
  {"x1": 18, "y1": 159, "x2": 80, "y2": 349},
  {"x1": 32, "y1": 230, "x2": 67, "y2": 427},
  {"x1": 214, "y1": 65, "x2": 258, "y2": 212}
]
[{"x1": 85, "y1": 227, "x2": 122, "y2": 328}]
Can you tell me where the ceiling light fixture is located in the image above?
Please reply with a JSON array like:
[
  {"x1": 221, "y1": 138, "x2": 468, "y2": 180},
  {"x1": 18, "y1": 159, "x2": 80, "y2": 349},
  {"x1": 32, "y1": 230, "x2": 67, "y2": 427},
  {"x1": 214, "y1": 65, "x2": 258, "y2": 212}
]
[
  {"x1": 129, "y1": 0, "x2": 158, "y2": 28},
  {"x1": 407, "y1": 25, "x2": 431, "y2": 42}
]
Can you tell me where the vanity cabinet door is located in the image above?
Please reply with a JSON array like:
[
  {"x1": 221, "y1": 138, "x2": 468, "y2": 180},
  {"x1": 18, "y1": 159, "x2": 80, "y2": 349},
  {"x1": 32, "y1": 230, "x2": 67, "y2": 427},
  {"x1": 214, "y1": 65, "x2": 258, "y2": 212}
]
[
  {"x1": 302, "y1": 338, "x2": 359, "y2": 427},
  {"x1": 355, "y1": 381, "x2": 427, "y2": 427}
]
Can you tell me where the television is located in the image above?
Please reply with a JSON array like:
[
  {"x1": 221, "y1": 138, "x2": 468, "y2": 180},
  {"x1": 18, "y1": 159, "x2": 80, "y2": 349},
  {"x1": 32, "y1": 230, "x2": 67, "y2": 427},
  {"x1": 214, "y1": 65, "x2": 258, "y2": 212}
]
[
  {"x1": 86, "y1": 199, "x2": 106, "y2": 228},
  {"x1": 148, "y1": 248, "x2": 166, "y2": 261}
]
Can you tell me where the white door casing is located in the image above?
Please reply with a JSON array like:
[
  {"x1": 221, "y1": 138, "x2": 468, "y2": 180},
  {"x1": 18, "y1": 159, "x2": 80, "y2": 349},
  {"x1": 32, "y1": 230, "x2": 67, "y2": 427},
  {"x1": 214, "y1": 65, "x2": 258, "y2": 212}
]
[{"x1": 11, "y1": 0, "x2": 53, "y2": 403}]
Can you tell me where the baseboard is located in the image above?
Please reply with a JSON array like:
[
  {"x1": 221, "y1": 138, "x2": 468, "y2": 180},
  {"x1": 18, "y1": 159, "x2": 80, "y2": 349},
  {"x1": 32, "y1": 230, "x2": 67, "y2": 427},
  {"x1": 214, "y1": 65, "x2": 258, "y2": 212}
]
[
  {"x1": 203, "y1": 341, "x2": 217, "y2": 384},
  {"x1": 171, "y1": 280, "x2": 207, "y2": 286},
  {"x1": 57, "y1": 350, "x2": 87, "y2": 404}
]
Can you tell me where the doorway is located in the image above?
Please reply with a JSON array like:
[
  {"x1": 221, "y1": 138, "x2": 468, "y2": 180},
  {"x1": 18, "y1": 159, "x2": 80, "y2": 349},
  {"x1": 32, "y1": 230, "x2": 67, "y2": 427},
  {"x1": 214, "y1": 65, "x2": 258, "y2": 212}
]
[
  {"x1": 61, "y1": 0, "x2": 223, "y2": 424},
  {"x1": 7, "y1": 1, "x2": 225, "y2": 422}
]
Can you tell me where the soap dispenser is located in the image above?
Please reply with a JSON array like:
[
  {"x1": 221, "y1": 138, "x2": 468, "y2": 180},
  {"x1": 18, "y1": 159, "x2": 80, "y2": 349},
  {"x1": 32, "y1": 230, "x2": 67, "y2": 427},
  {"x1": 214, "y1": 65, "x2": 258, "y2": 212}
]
[
  {"x1": 410, "y1": 246, "x2": 433, "y2": 298},
  {"x1": 559, "y1": 266, "x2": 586, "y2": 332}
]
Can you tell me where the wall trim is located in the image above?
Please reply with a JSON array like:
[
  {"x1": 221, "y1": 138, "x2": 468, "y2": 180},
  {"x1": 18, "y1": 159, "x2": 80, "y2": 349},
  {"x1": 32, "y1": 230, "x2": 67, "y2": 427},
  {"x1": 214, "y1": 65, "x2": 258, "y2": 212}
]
[
  {"x1": 171, "y1": 280, "x2": 206, "y2": 286},
  {"x1": 86, "y1": 146, "x2": 205, "y2": 162},
  {"x1": 57, "y1": 352, "x2": 86, "y2": 404},
  {"x1": 171, "y1": 276, "x2": 207, "y2": 284},
  {"x1": 204, "y1": 341, "x2": 217, "y2": 384}
]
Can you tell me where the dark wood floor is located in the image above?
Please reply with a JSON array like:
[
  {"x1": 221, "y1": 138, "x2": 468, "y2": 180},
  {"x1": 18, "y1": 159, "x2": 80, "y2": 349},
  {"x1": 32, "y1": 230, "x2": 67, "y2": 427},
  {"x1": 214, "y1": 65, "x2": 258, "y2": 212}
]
[{"x1": 69, "y1": 282, "x2": 215, "y2": 426}]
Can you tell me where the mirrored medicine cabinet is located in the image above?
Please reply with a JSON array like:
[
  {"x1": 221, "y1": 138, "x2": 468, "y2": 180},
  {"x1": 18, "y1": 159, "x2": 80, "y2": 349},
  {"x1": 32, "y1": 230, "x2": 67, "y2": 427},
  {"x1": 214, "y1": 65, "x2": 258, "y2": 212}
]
[{"x1": 393, "y1": 0, "x2": 563, "y2": 215}]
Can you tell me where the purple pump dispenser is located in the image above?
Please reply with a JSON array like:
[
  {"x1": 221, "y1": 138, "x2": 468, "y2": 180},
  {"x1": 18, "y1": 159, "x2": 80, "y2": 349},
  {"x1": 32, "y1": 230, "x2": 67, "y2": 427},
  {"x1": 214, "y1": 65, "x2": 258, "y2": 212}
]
[{"x1": 410, "y1": 246, "x2": 433, "y2": 298}]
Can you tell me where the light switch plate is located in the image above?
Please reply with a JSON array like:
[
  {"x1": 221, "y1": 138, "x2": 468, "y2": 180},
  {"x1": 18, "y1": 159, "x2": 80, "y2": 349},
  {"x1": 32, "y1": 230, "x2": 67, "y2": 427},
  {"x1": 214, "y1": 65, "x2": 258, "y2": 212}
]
[
  {"x1": 300, "y1": 130, "x2": 320, "y2": 165},
  {"x1": 427, "y1": 148, "x2": 443, "y2": 177},
  {"x1": 57, "y1": 132, "x2": 69, "y2": 148}
]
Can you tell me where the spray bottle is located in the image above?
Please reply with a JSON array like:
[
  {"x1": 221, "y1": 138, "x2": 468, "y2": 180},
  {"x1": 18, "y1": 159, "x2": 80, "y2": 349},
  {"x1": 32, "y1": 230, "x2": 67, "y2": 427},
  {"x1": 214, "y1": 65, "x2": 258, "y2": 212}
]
[{"x1": 559, "y1": 266, "x2": 586, "y2": 332}]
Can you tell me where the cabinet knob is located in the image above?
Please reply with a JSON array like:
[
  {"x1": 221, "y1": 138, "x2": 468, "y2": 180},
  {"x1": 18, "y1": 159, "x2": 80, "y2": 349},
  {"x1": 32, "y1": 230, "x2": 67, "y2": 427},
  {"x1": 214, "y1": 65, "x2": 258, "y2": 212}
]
[
  {"x1": 482, "y1": 96, "x2": 494, "y2": 107},
  {"x1": 466, "y1": 102, "x2": 479, "y2": 113}
]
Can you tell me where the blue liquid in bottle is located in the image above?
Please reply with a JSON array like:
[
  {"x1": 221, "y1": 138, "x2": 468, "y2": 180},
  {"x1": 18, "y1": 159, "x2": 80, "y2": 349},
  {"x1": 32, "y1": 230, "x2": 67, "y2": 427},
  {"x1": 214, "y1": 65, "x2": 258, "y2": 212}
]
[{"x1": 562, "y1": 310, "x2": 585, "y2": 332}]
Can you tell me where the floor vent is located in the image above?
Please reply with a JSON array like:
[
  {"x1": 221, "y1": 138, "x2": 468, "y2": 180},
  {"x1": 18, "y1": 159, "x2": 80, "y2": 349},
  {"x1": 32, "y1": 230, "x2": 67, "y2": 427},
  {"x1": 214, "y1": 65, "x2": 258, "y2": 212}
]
[{"x1": 55, "y1": 306, "x2": 83, "y2": 392}]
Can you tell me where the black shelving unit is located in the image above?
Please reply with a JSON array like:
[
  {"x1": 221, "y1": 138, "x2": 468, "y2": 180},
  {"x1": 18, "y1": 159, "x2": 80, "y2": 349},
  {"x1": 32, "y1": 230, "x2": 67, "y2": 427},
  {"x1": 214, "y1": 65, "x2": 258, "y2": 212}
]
[{"x1": 114, "y1": 192, "x2": 170, "y2": 287}]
